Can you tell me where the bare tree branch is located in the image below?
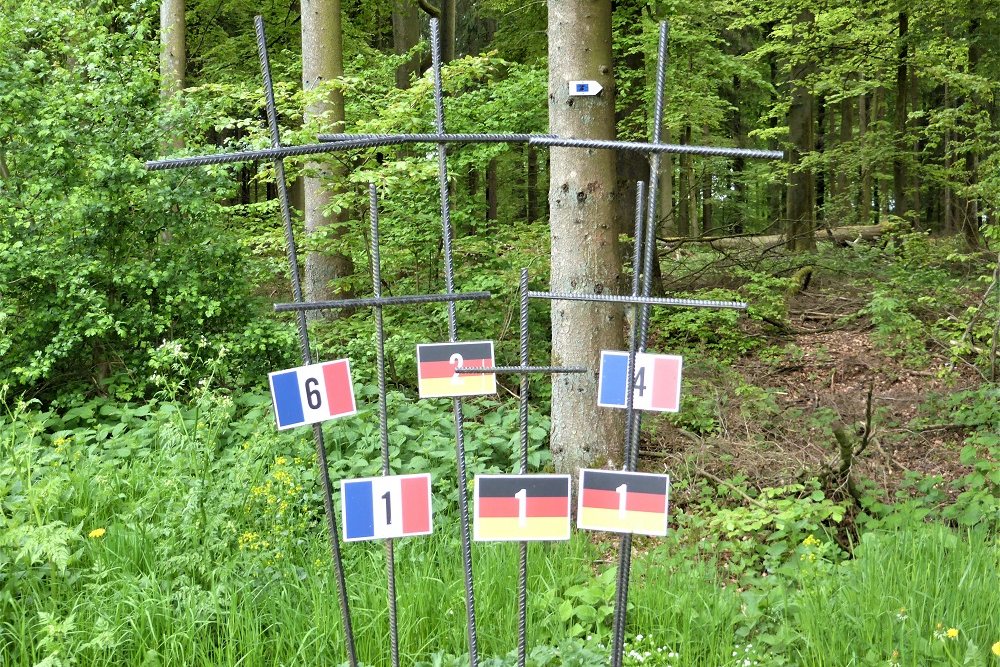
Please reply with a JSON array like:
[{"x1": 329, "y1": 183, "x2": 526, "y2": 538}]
[{"x1": 416, "y1": 0, "x2": 440, "y2": 17}]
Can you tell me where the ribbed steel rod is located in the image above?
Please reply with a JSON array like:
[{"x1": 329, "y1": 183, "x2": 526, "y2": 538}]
[
  {"x1": 254, "y1": 16, "x2": 358, "y2": 667},
  {"x1": 430, "y1": 17, "x2": 479, "y2": 667},
  {"x1": 319, "y1": 133, "x2": 553, "y2": 144},
  {"x1": 455, "y1": 365, "x2": 587, "y2": 375},
  {"x1": 146, "y1": 133, "x2": 562, "y2": 171},
  {"x1": 273, "y1": 291, "x2": 492, "y2": 312},
  {"x1": 612, "y1": 23, "x2": 670, "y2": 667},
  {"x1": 516, "y1": 268, "x2": 530, "y2": 667},
  {"x1": 528, "y1": 135, "x2": 783, "y2": 160},
  {"x1": 369, "y1": 184, "x2": 400, "y2": 667},
  {"x1": 528, "y1": 291, "x2": 746, "y2": 310}
]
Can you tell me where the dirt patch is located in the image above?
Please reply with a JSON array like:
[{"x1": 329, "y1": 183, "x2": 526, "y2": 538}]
[{"x1": 640, "y1": 287, "x2": 980, "y2": 502}]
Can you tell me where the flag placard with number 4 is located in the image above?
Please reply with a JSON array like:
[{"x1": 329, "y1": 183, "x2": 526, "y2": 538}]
[
  {"x1": 341, "y1": 474, "x2": 433, "y2": 542},
  {"x1": 268, "y1": 359, "x2": 357, "y2": 430},
  {"x1": 597, "y1": 351, "x2": 683, "y2": 413}
]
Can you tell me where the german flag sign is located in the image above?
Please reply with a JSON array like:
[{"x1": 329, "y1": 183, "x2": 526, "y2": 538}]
[
  {"x1": 474, "y1": 475, "x2": 572, "y2": 541},
  {"x1": 577, "y1": 469, "x2": 670, "y2": 536},
  {"x1": 416, "y1": 341, "x2": 496, "y2": 398}
]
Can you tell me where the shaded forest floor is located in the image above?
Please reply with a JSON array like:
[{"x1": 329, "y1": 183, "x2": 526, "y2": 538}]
[{"x1": 640, "y1": 235, "x2": 994, "y2": 514}]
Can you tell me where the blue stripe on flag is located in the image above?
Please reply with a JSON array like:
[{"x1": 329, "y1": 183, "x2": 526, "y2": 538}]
[
  {"x1": 599, "y1": 353, "x2": 628, "y2": 407},
  {"x1": 272, "y1": 371, "x2": 304, "y2": 427},
  {"x1": 344, "y1": 480, "x2": 375, "y2": 539}
]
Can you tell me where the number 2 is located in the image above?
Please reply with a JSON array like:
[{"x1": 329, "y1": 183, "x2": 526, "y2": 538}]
[{"x1": 450, "y1": 353, "x2": 464, "y2": 383}]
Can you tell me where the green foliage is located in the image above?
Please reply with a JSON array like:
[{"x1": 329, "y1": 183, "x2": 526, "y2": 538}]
[{"x1": 0, "y1": 1, "x2": 291, "y2": 402}]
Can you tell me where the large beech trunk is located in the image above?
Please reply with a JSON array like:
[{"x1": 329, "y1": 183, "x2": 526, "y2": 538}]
[{"x1": 547, "y1": 0, "x2": 624, "y2": 475}]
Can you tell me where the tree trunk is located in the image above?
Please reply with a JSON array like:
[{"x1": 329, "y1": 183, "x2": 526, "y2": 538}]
[
  {"x1": 392, "y1": 0, "x2": 421, "y2": 89},
  {"x1": 548, "y1": 0, "x2": 624, "y2": 476},
  {"x1": 485, "y1": 158, "x2": 498, "y2": 222},
  {"x1": 159, "y1": 0, "x2": 185, "y2": 151},
  {"x1": 785, "y1": 12, "x2": 816, "y2": 252},
  {"x1": 858, "y1": 91, "x2": 872, "y2": 226},
  {"x1": 526, "y1": 146, "x2": 539, "y2": 222},
  {"x1": 302, "y1": 0, "x2": 354, "y2": 307},
  {"x1": 893, "y1": 11, "x2": 909, "y2": 219},
  {"x1": 658, "y1": 127, "x2": 675, "y2": 237}
]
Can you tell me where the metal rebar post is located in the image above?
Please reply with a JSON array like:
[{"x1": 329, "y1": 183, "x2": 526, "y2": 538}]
[
  {"x1": 430, "y1": 17, "x2": 479, "y2": 667},
  {"x1": 273, "y1": 291, "x2": 492, "y2": 312},
  {"x1": 611, "y1": 23, "x2": 670, "y2": 667},
  {"x1": 526, "y1": 291, "x2": 747, "y2": 311},
  {"x1": 610, "y1": 181, "x2": 647, "y2": 658},
  {"x1": 455, "y1": 366, "x2": 587, "y2": 375},
  {"x1": 527, "y1": 135, "x2": 783, "y2": 160},
  {"x1": 369, "y1": 184, "x2": 400, "y2": 667},
  {"x1": 253, "y1": 16, "x2": 358, "y2": 667},
  {"x1": 516, "y1": 268, "x2": 530, "y2": 667}
]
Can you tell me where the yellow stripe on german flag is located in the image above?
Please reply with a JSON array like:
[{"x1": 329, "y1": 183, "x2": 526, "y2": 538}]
[
  {"x1": 576, "y1": 469, "x2": 670, "y2": 536},
  {"x1": 474, "y1": 475, "x2": 571, "y2": 541},
  {"x1": 416, "y1": 342, "x2": 496, "y2": 398}
]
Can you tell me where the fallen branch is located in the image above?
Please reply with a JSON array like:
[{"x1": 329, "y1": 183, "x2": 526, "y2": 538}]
[{"x1": 661, "y1": 224, "x2": 885, "y2": 251}]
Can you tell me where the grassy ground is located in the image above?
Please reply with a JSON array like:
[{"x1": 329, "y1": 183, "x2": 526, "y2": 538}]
[{"x1": 3, "y1": 236, "x2": 999, "y2": 666}]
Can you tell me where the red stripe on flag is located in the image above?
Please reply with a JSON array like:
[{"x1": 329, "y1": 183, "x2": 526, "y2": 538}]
[
  {"x1": 581, "y1": 488, "x2": 666, "y2": 513},
  {"x1": 400, "y1": 476, "x2": 430, "y2": 534},
  {"x1": 419, "y1": 358, "x2": 492, "y2": 379},
  {"x1": 478, "y1": 496, "x2": 569, "y2": 518},
  {"x1": 651, "y1": 357, "x2": 681, "y2": 411},
  {"x1": 323, "y1": 360, "x2": 355, "y2": 416}
]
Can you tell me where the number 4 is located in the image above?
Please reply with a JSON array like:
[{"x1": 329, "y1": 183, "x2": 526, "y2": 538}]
[{"x1": 632, "y1": 366, "x2": 647, "y2": 397}]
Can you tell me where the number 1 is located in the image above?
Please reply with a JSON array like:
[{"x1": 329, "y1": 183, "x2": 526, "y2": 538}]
[
  {"x1": 616, "y1": 483, "x2": 628, "y2": 517},
  {"x1": 382, "y1": 491, "x2": 392, "y2": 524},
  {"x1": 514, "y1": 488, "x2": 527, "y2": 526}
]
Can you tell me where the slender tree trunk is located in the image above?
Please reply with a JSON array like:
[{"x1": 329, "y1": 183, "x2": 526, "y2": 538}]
[
  {"x1": 678, "y1": 125, "x2": 692, "y2": 236},
  {"x1": 962, "y1": 17, "x2": 982, "y2": 248},
  {"x1": 159, "y1": 0, "x2": 185, "y2": 150},
  {"x1": 548, "y1": 0, "x2": 623, "y2": 475},
  {"x1": 392, "y1": 0, "x2": 421, "y2": 89},
  {"x1": 658, "y1": 127, "x2": 676, "y2": 236},
  {"x1": 785, "y1": 12, "x2": 816, "y2": 252},
  {"x1": 526, "y1": 146, "x2": 539, "y2": 222},
  {"x1": 893, "y1": 11, "x2": 909, "y2": 219},
  {"x1": 485, "y1": 159, "x2": 498, "y2": 222},
  {"x1": 858, "y1": 91, "x2": 872, "y2": 226},
  {"x1": 816, "y1": 94, "x2": 825, "y2": 227},
  {"x1": 302, "y1": 0, "x2": 354, "y2": 307}
]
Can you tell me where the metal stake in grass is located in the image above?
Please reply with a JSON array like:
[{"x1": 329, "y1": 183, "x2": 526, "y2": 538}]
[
  {"x1": 368, "y1": 183, "x2": 400, "y2": 667},
  {"x1": 252, "y1": 16, "x2": 358, "y2": 667}
]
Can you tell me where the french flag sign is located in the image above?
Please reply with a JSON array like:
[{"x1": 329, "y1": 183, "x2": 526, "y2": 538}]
[
  {"x1": 597, "y1": 351, "x2": 683, "y2": 413},
  {"x1": 268, "y1": 359, "x2": 357, "y2": 430},
  {"x1": 341, "y1": 474, "x2": 433, "y2": 542}
]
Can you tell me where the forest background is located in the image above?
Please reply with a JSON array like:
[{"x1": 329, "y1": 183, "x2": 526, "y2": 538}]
[{"x1": 1, "y1": 0, "x2": 999, "y2": 665}]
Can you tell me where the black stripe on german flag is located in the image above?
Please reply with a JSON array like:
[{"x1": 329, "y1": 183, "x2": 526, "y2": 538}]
[{"x1": 474, "y1": 474, "x2": 571, "y2": 542}]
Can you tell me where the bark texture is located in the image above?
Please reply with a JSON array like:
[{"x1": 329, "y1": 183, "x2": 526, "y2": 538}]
[
  {"x1": 159, "y1": 0, "x2": 185, "y2": 152},
  {"x1": 547, "y1": 0, "x2": 624, "y2": 476},
  {"x1": 302, "y1": 0, "x2": 354, "y2": 306}
]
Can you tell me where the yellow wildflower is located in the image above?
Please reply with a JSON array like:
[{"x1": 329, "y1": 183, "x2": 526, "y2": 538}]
[
  {"x1": 88, "y1": 528, "x2": 106, "y2": 539},
  {"x1": 274, "y1": 456, "x2": 288, "y2": 466},
  {"x1": 946, "y1": 628, "x2": 958, "y2": 640},
  {"x1": 991, "y1": 641, "x2": 1000, "y2": 656},
  {"x1": 802, "y1": 534, "x2": 821, "y2": 547}
]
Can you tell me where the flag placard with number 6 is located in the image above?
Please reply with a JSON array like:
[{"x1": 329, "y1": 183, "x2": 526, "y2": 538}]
[
  {"x1": 268, "y1": 359, "x2": 357, "y2": 430},
  {"x1": 597, "y1": 351, "x2": 683, "y2": 412}
]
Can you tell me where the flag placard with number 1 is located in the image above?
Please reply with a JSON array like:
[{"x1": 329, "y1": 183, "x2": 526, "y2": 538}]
[
  {"x1": 268, "y1": 359, "x2": 357, "y2": 430},
  {"x1": 341, "y1": 474, "x2": 433, "y2": 542},
  {"x1": 597, "y1": 351, "x2": 683, "y2": 412}
]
